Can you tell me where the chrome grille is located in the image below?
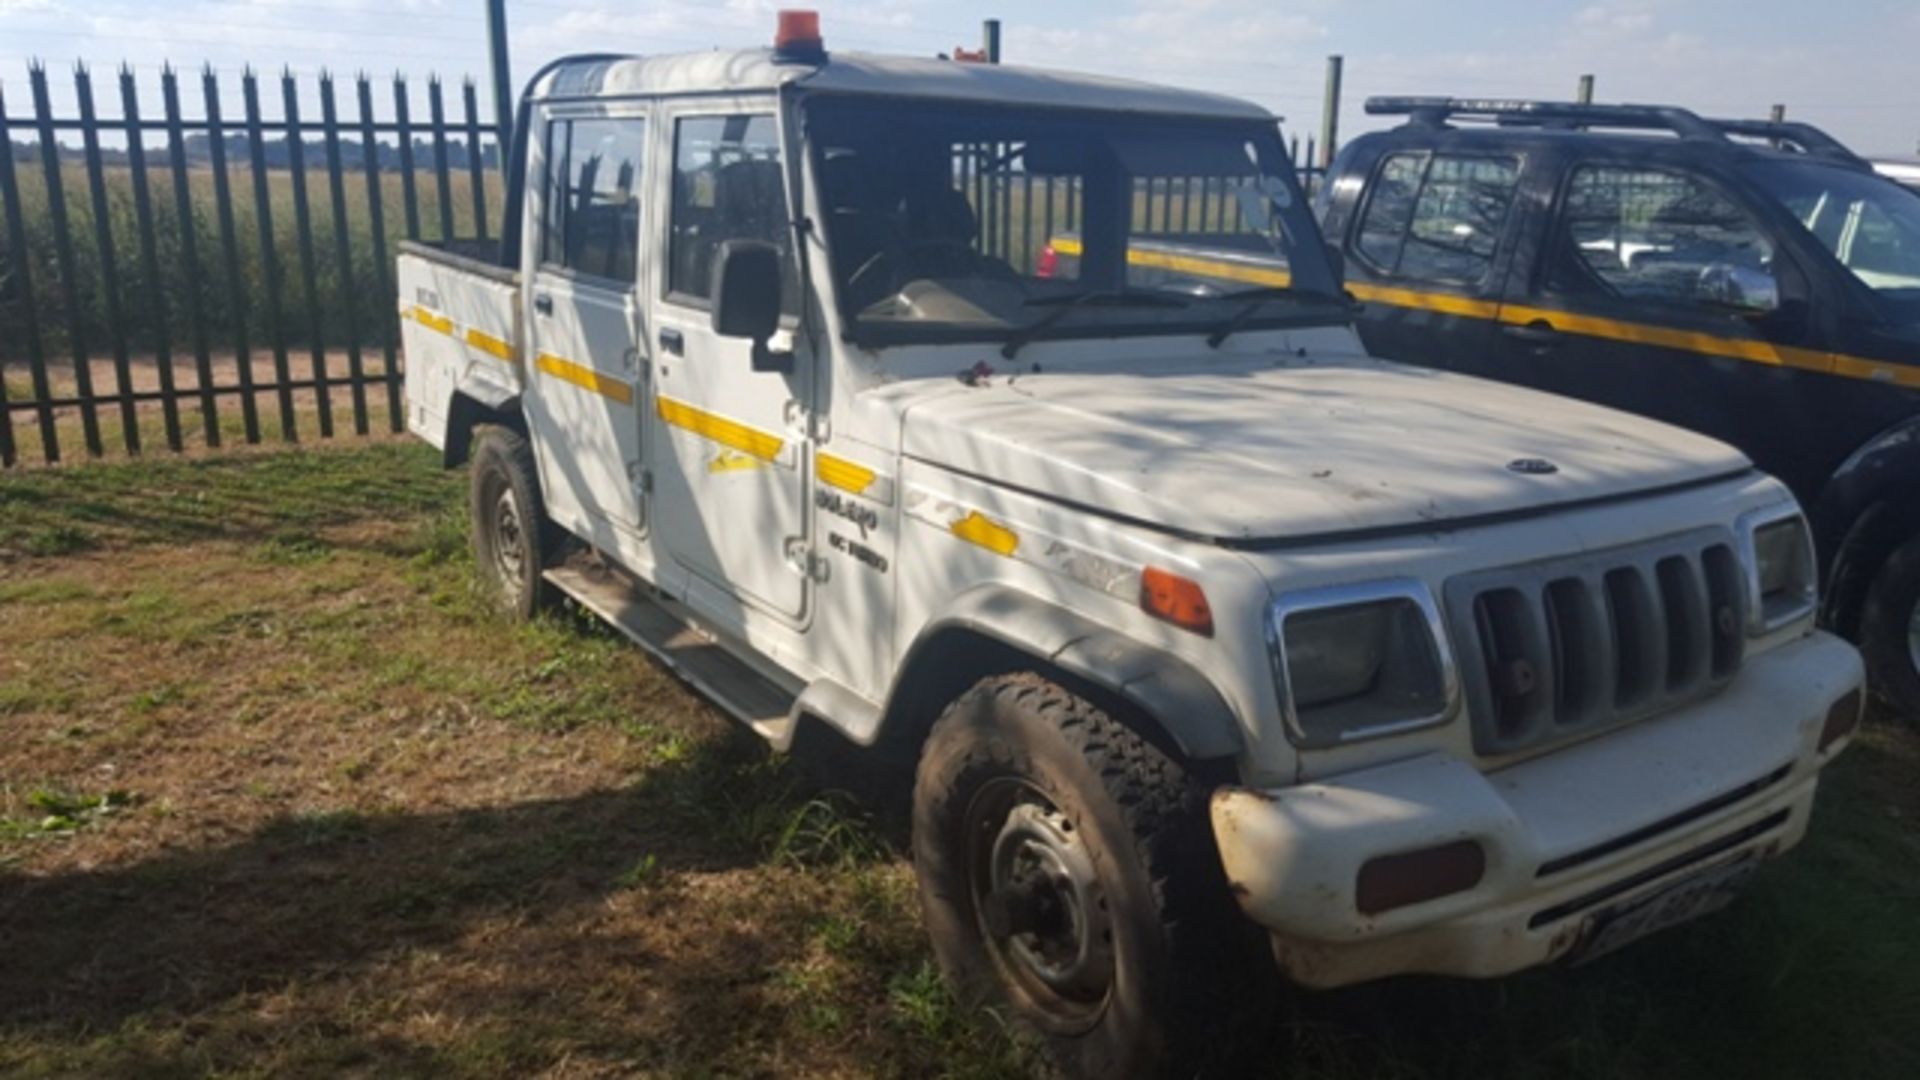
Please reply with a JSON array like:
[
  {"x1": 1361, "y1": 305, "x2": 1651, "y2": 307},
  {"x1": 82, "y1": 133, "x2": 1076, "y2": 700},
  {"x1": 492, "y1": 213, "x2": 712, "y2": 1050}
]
[{"x1": 1445, "y1": 528, "x2": 1747, "y2": 756}]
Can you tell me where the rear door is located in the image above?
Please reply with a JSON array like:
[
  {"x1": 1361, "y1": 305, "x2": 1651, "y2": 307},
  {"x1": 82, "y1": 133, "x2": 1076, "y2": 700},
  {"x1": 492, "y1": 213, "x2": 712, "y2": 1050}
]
[
  {"x1": 645, "y1": 103, "x2": 811, "y2": 623},
  {"x1": 1493, "y1": 159, "x2": 1818, "y2": 472},
  {"x1": 1343, "y1": 149, "x2": 1525, "y2": 377},
  {"x1": 524, "y1": 107, "x2": 652, "y2": 535}
]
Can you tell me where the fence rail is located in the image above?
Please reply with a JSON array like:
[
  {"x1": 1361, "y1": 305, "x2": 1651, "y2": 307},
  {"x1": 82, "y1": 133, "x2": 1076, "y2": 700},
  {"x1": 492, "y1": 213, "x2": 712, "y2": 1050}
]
[{"x1": 0, "y1": 61, "x2": 500, "y2": 467}]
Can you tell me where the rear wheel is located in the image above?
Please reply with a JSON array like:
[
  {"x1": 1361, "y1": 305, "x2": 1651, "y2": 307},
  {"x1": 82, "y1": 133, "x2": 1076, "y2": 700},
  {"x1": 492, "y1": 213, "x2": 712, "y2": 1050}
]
[
  {"x1": 1861, "y1": 532, "x2": 1920, "y2": 719},
  {"x1": 470, "y1": 425, "x2": 558, "y2": 621},
  {"x1": 911, "y1": 673, "x2": 1254, "y2": 1078}
]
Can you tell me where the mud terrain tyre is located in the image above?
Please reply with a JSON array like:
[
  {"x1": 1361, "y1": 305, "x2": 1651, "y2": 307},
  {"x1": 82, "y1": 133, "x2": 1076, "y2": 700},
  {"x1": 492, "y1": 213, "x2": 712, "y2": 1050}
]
[
  {"x1": 912, "y1": 673, "x2": 1253, "y2": 1078},
  {"x1": 1861, "y1": 532, "x2": 1920, "y2": 720},
  {"x1": 470, "y1": 425, "x2": 558, "y2": 621}
]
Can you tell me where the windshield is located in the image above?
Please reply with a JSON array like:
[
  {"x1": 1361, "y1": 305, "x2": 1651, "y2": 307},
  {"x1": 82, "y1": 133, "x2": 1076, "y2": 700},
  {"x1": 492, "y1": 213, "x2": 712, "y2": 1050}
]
[
  {"x1": 1747, "y1": 160, "x2": 1920, "y2": 326},
  {"x1": 803, "y1": 96, "x2": 1344, "y2": 347}
]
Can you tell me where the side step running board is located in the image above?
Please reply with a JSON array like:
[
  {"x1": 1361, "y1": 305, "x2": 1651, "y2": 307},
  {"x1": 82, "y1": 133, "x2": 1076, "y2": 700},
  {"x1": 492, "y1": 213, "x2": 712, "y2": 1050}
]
[{"x1": 544, "y1": 563, "x2": 800, "y2": 749}]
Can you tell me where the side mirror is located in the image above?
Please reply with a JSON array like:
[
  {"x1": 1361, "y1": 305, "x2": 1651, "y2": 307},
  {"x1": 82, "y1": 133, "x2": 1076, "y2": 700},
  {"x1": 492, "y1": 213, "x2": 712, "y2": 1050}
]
[
  {"x1": 710, "y1": 239, "x2": 792, "y2": 373},
  {"x1": 1697, "y1": 262, "x2": 1781, "y2": 314}
]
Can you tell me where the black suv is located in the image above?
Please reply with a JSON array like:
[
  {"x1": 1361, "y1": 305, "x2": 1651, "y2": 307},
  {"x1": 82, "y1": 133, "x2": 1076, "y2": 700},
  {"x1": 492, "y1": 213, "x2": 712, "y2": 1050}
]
[{"x1": 1315, "y1": 98, "x2": 1920, "y2": 716}]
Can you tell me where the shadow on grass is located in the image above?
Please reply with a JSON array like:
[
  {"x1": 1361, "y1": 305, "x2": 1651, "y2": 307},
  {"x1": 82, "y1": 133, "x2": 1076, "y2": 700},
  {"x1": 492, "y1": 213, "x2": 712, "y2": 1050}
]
[
  {"x1": 0, "y1": 727, "x2": 962, "y2": 1074},
  {"x1": 2, "y1": 700, "x2": 1914, "y2": 1077}
]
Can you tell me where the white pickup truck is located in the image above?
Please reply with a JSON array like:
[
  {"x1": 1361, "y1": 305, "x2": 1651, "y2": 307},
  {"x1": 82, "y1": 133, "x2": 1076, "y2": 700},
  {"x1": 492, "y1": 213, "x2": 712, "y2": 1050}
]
[{"x1": 399, "y1": 15, "x2": 1865, "y2": 1076}]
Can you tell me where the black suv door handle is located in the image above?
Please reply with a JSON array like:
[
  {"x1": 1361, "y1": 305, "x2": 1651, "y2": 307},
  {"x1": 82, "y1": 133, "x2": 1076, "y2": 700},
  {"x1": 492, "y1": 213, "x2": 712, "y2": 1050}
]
[
  {"x1": 1501, "y1": 320, "x2": 1563, "y2": 348},
  {"x1": 658, "y1": 328, "x2": 684, "y2": 356},
  {"x1": 533, "y1": 293, "x2": 553, "y2": 316}
]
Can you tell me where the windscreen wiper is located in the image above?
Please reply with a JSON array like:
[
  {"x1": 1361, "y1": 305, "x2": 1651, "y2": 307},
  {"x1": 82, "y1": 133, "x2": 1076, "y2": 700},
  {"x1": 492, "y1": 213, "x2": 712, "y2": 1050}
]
[
  {"x1": 1204, "y1": 285, "x2": 1357, "y2": 348},
  {"x1": 1001, "y1": 289, "x2": 1189, "y2": 359}
]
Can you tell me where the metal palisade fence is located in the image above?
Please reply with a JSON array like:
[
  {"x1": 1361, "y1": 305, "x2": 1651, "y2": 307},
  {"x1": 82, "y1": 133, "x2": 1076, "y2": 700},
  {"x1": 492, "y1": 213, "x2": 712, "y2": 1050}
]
[{"x1": 0, "y1": 61, "x2": 500, "y2": 466}]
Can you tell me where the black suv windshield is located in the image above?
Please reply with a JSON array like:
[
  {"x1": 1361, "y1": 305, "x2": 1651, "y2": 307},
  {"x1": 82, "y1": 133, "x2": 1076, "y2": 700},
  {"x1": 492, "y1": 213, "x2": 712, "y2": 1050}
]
[
  {"x1": 804, "y1": 96, "x2": 1345, "y2": 347},
  {"x1": 1747, "y1": 160, "x2": 1920, "y2": 327}
]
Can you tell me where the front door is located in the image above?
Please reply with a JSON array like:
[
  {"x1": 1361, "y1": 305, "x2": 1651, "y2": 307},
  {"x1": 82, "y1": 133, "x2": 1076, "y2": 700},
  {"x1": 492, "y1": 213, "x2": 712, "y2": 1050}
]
[
  {"x1": 525, "y1": 109, "x2": 651, "y2": 536},
  {"x1": 1344, "y1": 150, "x2": 1524, "y2": 380},
  {"x1": 646, "y1": 104, "x2": 810, "y2": 622},
  {"x1": 1492, "y1": 160, "x2": 1821, "y2": 486}
]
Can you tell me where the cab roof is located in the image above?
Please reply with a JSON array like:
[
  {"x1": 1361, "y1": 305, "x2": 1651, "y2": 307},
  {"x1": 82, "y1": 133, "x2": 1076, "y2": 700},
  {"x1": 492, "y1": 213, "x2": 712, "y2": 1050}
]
[{"x1": 532, "y1": 49, "x2": 1273, "y2": 122}]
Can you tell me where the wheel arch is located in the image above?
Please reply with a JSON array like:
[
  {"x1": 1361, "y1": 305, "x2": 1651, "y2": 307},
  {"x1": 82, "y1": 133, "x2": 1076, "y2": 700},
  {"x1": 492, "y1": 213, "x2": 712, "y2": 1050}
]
[
  {"x1": 876, "y1": 584, "x2": 1246, "y2": 769},
  {"x1": 1814, "y1": 414, "x2": 1920, "y2": 634},
  {"x1": 443, "y1": 387, "x2": 526, "y2": 469}
]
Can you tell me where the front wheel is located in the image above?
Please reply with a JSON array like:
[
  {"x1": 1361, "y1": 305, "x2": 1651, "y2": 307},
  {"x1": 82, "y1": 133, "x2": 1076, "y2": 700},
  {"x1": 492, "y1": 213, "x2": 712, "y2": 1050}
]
[
  {"x1": 911, "y1": 674, "x2": 1254, "y2": 1078},
  {"x1": 469, "y1": 425, "x2": 558, "y2": 621},
  {"x1": 1861, "y1": 532, "x2": 1920, "y2": 719}
]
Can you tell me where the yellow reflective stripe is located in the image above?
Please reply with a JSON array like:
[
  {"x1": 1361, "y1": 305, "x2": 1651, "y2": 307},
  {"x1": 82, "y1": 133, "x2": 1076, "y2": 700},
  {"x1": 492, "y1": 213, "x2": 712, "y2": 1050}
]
[
  {"x1": 656, "y1": 396, "x2": 784, "y2": 461},
  {"x1": 410, "y1": 305, "x2": 453, "y2": 335},
  {"x1": 464, "y1": 327, "x2": 516, "y2": 362},
  {"x1": 1131, "y1": 247, "x2": 1291, "y2": 287},
  {"x1": 1058, "y1": 231, "x2": 1913, "y2": 389},
  {"x1": 535, "y1": 353, "x2": 633, "y2": 405},
  {"x1": 1049, "y1": 236, "x2": 1292, "y2": 288},
  {"x1": 816, "y1": 452, "x2": 878, "y2": 495},
  {"x1": 950, "y1": 510, "x2": 1019, "y2": 557},
  {"x1": 1348, "y1": 281, "x2": 1504, "y2": 320},
  {"x1": 1498, "y1": 302, "x2": 1835, "y2": 374},
  {"x1": 1831, "y1": 353, "x2": 1920, "y2": 389},
  {"x1": 1053, "y1": 231, "x2": 1913, "y2": 389}
]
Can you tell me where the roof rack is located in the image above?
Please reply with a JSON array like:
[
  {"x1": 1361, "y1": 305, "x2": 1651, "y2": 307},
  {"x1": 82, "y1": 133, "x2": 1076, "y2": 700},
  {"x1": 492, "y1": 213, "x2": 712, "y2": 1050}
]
[
  {"x1": 1364, "y1": 97, "x2": 1867, "y2": 165},
  {"x1": 1704, "y1": 118, "x2": 1865, "y2": 163}
]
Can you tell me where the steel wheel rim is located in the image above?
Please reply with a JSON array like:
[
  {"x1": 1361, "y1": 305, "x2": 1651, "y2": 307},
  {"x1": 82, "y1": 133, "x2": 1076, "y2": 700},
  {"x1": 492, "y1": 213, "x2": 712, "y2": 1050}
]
[
  {"x1": 965, "y1": 777, "x2": 1114, "y2": 1033},
  {"x1": 491, "y1": 487, "x2": 527, "y2": 589}
]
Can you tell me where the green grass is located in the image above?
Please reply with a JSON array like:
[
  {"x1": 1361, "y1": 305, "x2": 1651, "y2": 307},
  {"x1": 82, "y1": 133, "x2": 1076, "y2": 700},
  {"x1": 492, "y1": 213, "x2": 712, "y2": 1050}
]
[{"x1": 0, "y1": 441, "x2": 1916, "y2": 1078}]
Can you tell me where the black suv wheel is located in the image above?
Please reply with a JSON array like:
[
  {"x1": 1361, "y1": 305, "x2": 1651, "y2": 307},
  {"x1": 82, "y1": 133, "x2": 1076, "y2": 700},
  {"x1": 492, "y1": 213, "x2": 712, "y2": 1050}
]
[{"x1": 1862, "y1": 533, "x2": 1920, "y2": 719}]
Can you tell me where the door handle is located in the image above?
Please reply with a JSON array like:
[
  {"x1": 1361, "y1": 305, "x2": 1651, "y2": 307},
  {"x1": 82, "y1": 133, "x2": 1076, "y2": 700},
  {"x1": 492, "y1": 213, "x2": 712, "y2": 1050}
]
[
  {"x1": 658, "y1": 328, "x2": 684, "y2": 356},
  {"x1": 533, "y1": 293, "x2": 553, "y2": 316},
  {"x1": 1501, "y1": 320, "x2": 1563, "y2": 348}
]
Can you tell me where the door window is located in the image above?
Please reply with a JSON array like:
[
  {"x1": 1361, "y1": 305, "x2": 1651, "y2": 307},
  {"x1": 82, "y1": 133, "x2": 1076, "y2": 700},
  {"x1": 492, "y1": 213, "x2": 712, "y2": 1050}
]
[
  {"x1": 1354, "y1": 153, "x2": 1520, "y2": 285},
  {"x1": 1548, "y1": 166, "x2": 1778, "y2": 311},
  {"x1": 667, "y1": 114, "x2": 798, "y2": 315},
  {"x1": 542, "y1": 117, "x2": 648, "y2": 285}
]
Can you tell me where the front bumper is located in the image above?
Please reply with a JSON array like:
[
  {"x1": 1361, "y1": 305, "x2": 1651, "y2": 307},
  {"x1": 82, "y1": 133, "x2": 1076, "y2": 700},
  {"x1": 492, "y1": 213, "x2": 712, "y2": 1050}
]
[{"x1": 1212, "y1": 631, "x2": 1863, "y2": 989}]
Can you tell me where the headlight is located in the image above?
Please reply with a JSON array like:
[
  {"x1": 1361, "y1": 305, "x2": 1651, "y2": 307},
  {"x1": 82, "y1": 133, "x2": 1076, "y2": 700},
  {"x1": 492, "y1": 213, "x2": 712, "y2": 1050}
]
[
  {"x1": 1738, "y1": 504, "x2": 1817, "y2": 635},
  {"x1": 1267, "y1": 578, "x2": 1457, "y2": 748}
]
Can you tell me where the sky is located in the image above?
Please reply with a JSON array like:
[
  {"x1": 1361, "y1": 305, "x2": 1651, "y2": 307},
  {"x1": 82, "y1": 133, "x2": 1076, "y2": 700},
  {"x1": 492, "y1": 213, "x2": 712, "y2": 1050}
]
[{"x1": 2, "y1": 0, "x2": 1917, "y2": 158}]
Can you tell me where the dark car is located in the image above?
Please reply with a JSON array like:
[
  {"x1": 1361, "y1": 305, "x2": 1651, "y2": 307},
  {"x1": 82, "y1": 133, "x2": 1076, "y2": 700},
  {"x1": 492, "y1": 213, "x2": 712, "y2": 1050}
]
[
  {"x1": 1031, "y1": 101, "x2": 1920, "y2": 716},
  {"x1": 1310, "y1": 98, "x2": 1920, "y2": 716}
]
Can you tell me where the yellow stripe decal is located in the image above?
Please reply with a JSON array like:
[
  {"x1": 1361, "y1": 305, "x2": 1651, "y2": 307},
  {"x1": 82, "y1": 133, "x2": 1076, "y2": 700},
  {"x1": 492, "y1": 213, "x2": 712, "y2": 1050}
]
[
  {"x1": 656, "y1": 396, "x2": 785, "y2": 462},
  {"x1": 1050, "y1": 233, "x2": 1914, "y2": 389},
  {"x1": 1051, "y1": 236, "x2": 1293, "y2": 288},
  {"x1": 410, "y1": 305, "x2": 453, "y2": 335},
  {"x1": 1348, "y1": 281, "x2": 1505, "y2": 321},
  {"x1": 1831, "y1": 353, "x2": 1920, "y2": 389},
  {"x1": 816, "y1": 452, "x2": 878, "y2": 495},
  {"x1": 950, "y1": 510, "x2": 1019, "y2": 557},
  {"x1": 535, "y1": 353, "x2": 633, "y2": 405},
  {"x1": 464, "y1": 327, "x2": 517, "y2": 363},
  {"x1": 1495, "y1": 302, "x2": 1835, "y2": 374}
]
